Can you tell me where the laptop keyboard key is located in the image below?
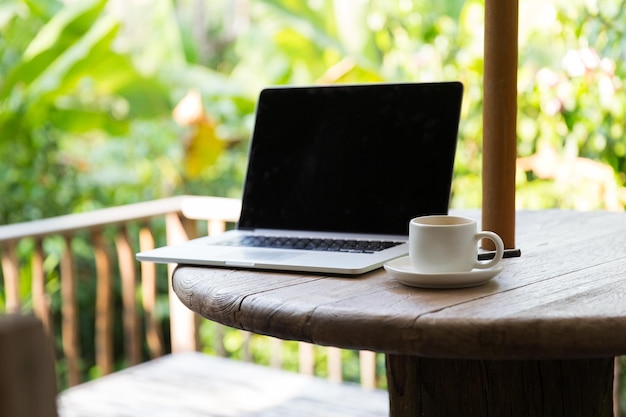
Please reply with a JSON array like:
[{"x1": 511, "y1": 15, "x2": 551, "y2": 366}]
[{"x1": 218, "y1": 235, "x2": 403, "y2": 253}]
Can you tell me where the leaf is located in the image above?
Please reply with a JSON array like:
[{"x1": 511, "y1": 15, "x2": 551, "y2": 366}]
[
  {"x1": 184, "y1": 118, "x2": 226, "y2": 178},
  {"x1": 24, "y1": 0, "x2": 105, "y2": 59},
  {"x1": 22, "y1": 0, "x2": 63, "y2": 20},
  {"x1": 0, "y1": 1, "x2": 26, "y2": 29},
  {"x1": 48, "y1": 107, "x2": 130, "y2": 136},
  {"x1": 157, "y1": 64, "x2": 242, "y2": 98},
  {"x1": 174, "y1": 90, "x2": 225, "y2": 178},
  {"x1": 260, "y1": 0, "x2": 344, "y2": 52},
  {"x1": 0, "y1": 0, "x2": 106, "y2": 98}
]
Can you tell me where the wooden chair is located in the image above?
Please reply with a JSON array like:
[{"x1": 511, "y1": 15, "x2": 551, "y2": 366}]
[{"x1": 0, "y1": 314, "x2": 58, "y2": 417}]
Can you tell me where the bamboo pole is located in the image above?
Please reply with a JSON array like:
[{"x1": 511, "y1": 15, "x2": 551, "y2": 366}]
[
  {"x1": 1, "y1": 242, "x2": 20, "y2": 314},
  {"x1": 482, "y1": 0, "x2": 519, "y2": 250},
  {"x1": 116, "y1": 225, "x2": 142, "y2": 366},
  {"x1": 166, "y1": 213, "x2": 198, "y2": 353},
  {"x1": 359, "y1": 350, "x2": 377, "y2": 389},
  {"x1": 32, "y1": 239, "x2": 52, "y2": 334},
  {"x1": 299, "y1": 342, "x2": 315, "y2": 375},
  {"x1": 327, "y1": 346, "x2": 343, "y2": 383},
  {"x1": 93, "y1": 228, "x2": 114, "y2": 375},
  {"x1": 139, "y1": 224, "x2": 164, "y2": 359},
  {"x1": 61, "y1": 235, "x2": 81, "y2": 386}
]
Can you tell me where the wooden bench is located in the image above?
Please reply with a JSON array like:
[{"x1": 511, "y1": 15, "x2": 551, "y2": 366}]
[
  {"x1": 2, "y1": 314, "x2": 388, "y2": 417},
  {"x1": 58, "y1": 352, "x2": 388, "y2": 417}
]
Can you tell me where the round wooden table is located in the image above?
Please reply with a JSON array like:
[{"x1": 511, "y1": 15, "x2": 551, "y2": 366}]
[{"x1": 173, "y1": 210, "x2": 626, "y2": 417}]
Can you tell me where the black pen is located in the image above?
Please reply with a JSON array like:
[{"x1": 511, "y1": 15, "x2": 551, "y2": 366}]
[{"x1": 477, "y1": 248, "x2": 522, "y2": 261}]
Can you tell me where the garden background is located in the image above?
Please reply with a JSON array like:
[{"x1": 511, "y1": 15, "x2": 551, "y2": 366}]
[{"x1": 1, "y1": 0, "x2": 625, "y2": 407}]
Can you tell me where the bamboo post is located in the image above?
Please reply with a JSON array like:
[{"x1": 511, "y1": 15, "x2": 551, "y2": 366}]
[
  {"x1": 61, "y1": 235, "x2": 81, "y2": 386},
  {"x1": 482, "y1": 0, "x2": 519, "y2": 249},
  {"x1": 93, "y1": 229, "x2": 114, "y2": 375},
  {"x1": 32, "y1": 239, "x2": 52, "y2": 334},
  {"x1": 299, "y1": 342, "x2": 315, "y2": 375},
  {"x1": 139, "y1": 224, "x2": 165, "y2": 359},
  {"x1": 359, "y1": 350, "x2": 377, "y2": 389},
  {"x1": 166, "y1": 213, "x2": 199, "y2": 352},
  {"x1": 327, "y1": 346, "x2": 343, "y2": 383},
  {"x1": 1, "y1": 242, "x2": 20, "y2": 314},
  {"x1": 116, "y1": 225, "x2": 142, "y2": 366}
]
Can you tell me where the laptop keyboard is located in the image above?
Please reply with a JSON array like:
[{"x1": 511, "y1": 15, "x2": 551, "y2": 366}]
[{"x1": 218, "y1": 235, "x2": 404, "y2": 254}]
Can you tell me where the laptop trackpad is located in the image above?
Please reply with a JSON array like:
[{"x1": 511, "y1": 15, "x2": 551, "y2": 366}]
[{"x1": 219, "y1": 249, "x2": 300, "y2": 266}]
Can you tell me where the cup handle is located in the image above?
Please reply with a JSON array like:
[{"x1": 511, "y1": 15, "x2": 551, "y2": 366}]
[{"x1": 473, "y1": 231, "x2": 504, "y2": 269}]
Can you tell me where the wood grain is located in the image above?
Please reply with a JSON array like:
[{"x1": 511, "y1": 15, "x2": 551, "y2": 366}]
[
  {"x1": 172, "y1": 210, "x2": 626, "y2": 416},
  {"x1": 386, "y1": 355, "x2": 614, "y2": 417},
  {"x1": 174, "y1": 210, "x2": 626, "y2": 359}
]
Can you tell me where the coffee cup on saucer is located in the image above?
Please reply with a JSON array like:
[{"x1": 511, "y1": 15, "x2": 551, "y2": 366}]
[
  {"x1": 383, "y1": 215, "x2": 506, "y2": 288},
  {"x1": 409, "y1": 215, "x2": 504, "y2": 274}
]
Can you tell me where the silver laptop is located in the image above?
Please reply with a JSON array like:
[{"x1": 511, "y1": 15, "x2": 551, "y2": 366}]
[{"x1": 137, "y1": 82, "x2": 463, "y2": 274}]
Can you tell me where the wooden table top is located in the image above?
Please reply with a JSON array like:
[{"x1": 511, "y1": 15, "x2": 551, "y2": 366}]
[{"x1": 173, "y1": 210, "x2": 626, "y2": 360}]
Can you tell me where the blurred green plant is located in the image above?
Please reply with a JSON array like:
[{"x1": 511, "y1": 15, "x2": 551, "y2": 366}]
[
  {"x1": 184, "y1": 0, "x2": 624, "y2": 210},
  {"x1": 0, "y1": 0, "x2": 249, "y2": 385},
  {"x1": 516, "y1": 0, "x2": 626, "y2": 209},
  {"x1": 5, "y1": 0, "x2": 623, "y2": 221},
  {"x1": 0, "y1": 0, "x2": 250, "y2": 224},
  {"x1": 0, "y1": 0, "x2": 172, "y2": 223}
]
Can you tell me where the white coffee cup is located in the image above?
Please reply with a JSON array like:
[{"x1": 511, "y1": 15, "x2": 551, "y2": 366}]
[{"x1": 409, "y1": 215, "x2": 504, "y2": 273}]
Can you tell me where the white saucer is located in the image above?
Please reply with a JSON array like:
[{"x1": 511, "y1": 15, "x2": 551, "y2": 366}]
[{"x1": 384, "y1": 256, "x2": 503, "y2": 289}]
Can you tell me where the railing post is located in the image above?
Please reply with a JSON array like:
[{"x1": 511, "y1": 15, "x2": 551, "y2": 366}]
[
  {"x1": 166, "y1": 212, "x2": 198, "y2": 353},
  {"x1": 32, "y1": 239, "x2": 52, "y2": 334},
  {"x1": 138, "y1": 224, "x2": 164, "y2": 359},
  {"x1": 299, "y1": 342, "x2": 315, "y2": 375},
  {"x1": 92, "y1": 228, "x2": 114, "y2": 376},
  {"x1": 328, "y1": 346, "x2": 343, "y2": 383},
  {"x1": 270, "y1": 337, "x2": 283, "y2": 368},
  {"x1": 61, "y1": 235, "x2": 81, "y2": 386},
  {"x1": 116, "y1": 224, "x2": 142, "y2": 366},
  {"x1": 359, "y1": 350, "x2": 377, "y2": 389},
  {"x1": 1, "y1": 242, "x2": 20, "y2": 314}
]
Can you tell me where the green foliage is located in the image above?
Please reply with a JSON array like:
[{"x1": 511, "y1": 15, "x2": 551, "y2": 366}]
[
  {"x1": 3, "y1": 0, "x2": 625, "y2": 220},
  {"x1": 0, "y1": 0, "x2": 251, "y2": 222},
  {"x1": 0, "y1": 0, "x2": 168, "y2": 222},
  {"x1": 202, "y1": 0, "x2": 625, "y2": 210},
  {"x1": 516, "y1": 0, "x2": 626, "y2": 209}
]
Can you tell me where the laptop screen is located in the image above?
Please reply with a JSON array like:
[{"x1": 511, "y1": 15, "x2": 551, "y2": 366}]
[{"x1": 238, "y1": 82, "x2": 463, "y2": 236}]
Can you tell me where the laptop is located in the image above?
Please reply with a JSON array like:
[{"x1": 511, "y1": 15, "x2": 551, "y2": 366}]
[{"x1": 137, "y1": 81, "x2": 463, "y2": 274}]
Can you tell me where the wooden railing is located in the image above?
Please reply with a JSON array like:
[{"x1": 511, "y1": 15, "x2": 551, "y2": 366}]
[{"x1": 0, "y1": 196, "x2": 382, "y2": 389}]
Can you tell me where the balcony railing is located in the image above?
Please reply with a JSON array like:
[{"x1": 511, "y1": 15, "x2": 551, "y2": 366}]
[{"x1": 0, "y1": 196, "x2": 381, "y2": 389}]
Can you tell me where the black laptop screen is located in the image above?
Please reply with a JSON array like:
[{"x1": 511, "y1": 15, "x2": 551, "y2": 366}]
[{"x1": 238, "y1": 82, "x2": 463, "y2": 236}]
